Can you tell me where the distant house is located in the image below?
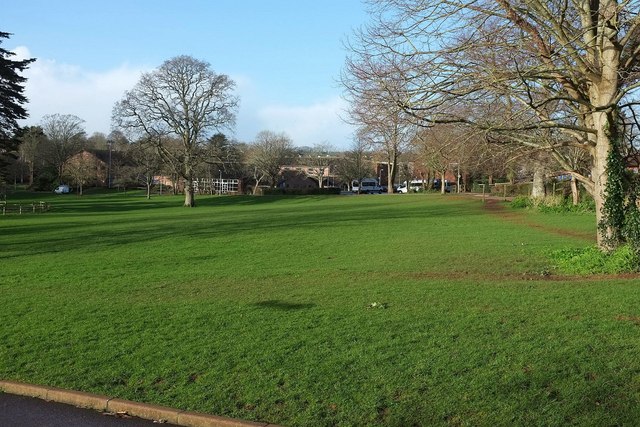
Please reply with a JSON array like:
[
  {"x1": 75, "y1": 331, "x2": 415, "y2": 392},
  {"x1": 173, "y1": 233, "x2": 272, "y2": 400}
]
[
  {"x1": 153, "y1": 175, "x2": 181, "y2": 191},
  {"x1": 278, "y1": 170, "x2": 319, "y2": 191},
  {"x1": 280, "y1": 164, "x2": 338, "y2": 188}
]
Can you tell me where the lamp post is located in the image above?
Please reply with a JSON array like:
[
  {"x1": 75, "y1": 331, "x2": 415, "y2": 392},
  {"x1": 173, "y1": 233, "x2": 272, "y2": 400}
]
[{"x1": 107, "y1": 140, "x2": 112, "y2": 189}]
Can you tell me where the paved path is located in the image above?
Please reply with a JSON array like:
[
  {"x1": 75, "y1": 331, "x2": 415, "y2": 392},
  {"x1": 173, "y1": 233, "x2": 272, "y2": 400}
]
[{"x1": 0, "y1": 393, "x2": 175, "y2": 427}]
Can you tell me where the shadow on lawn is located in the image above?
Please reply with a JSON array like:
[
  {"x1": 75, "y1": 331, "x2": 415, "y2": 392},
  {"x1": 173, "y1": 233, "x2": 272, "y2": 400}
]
[
  {"x1": 32, "y1": 194, "x2": 293, "y2": 214},
  {"x1": 1, "y1": 194, "x2": 485, "y2": 259},
  {"x1": 254, "y1": 300, "x2": 315, "y2": 310}
]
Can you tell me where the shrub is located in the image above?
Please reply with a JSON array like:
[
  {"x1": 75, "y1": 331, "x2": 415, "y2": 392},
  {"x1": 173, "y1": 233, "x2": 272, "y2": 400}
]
[
  {"x1": 33, "y1": 169, "x2": 58, "y2": 191},
  {"x1": 575, "y1": 196, "x2": 596, "y2": 213},
  {"x1": 551, "y1": 245, "x2": 639, "y2": 275},
  {"x1": 534, "y1": 195, "x2": 564, "y2": 212},
  {"x1": 623, "y1": 193, "x2": 640, "y2": 257},
  {"x1": 510, "y1": 195, "x2": 531, "y2": 209},
  {"x1": 510, "y1": 195, "x2": 595, "y2": 213}
]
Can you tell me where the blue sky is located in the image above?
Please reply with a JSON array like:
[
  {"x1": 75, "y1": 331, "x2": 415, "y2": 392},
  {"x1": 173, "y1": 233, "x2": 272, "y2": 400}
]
[{"x1": 3, "y1": 1, "x2": 369, "y2": 148}]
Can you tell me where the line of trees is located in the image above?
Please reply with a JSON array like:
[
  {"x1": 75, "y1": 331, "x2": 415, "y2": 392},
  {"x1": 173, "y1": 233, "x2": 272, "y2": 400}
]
[
  {"x1": 7, "y1": 113, "x2": 607, "y2": 201},
  {"x1": 342, "y1": 0, "x2": 640, "y2": 251}
]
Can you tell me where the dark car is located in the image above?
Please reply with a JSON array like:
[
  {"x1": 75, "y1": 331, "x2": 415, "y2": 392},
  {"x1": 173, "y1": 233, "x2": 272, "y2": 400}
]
[{"x1": 433, "y1": 179, "x2": 451, "y2": 193}]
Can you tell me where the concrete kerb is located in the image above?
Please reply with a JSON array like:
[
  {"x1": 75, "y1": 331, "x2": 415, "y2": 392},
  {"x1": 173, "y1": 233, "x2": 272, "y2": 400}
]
[
  {"x1": 106, "y1": 398, "x2": 181, "y2": 425},
  {"x1": 0, "y1": 380, "x2": 279, "y2": 427}
]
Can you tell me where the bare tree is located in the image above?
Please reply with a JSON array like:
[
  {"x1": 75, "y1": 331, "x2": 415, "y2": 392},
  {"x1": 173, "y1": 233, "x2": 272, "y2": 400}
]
[
  {"x1": 129, "y1": 140, "x2": 162, "y2": 199},
  {"x1": 40, "y1": 114, "x2": 86, "y2": 181},
  {"x1": 561, "y1": 147, "x2": 591, "y2": 205},
  {"x1": 63, "y1": 152, "x2": 99, "y2": 196},
  {"x1": 246, "y1": 131, "x2": 294, "y2": 193},
  {"x1": 334, "y1": 138, "x2": 373, "y2": 192},
  {"x1": 414, "y1": 125, "x2": 465, "y2": 194},
  {"x1": 342, "y1": 61, "x2": 415, "y2": 192},
  {"x1": 112, "y1": 55, "x2": 238, "y2": 207},
  {"x1": 302, "y1": 143, "x2": 334, "y2": 188},
  {"x1": 350, "y1": 0, "x2": 640, "y2": 249}
]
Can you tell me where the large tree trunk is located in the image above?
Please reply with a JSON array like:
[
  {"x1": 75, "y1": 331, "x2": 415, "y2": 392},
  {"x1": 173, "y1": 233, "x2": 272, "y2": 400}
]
[
  {"x1": 531, "y1": 161, "x2": 546, "y2": 199},
  {"x1": 440, "y1": 170, "x2": 446, "y2": 194},
  {"x1": 591, "y1": 110, "x2": 613, "y2": 249},
  {"x1": 183, "y1": 156, "x2": 196, "y2": 206},
  {"x1": 184, "y1": 178, "x2": 195, "y2": 207},
  {"x1": 590, "y1": 2, "x2": 620, "y2": 250},
  {"x1": 570, "y1": 176, "x2": 579, "y2": 206},
  {"x1": 391, "y1": 149, "x2": 399, "y2": 194}
]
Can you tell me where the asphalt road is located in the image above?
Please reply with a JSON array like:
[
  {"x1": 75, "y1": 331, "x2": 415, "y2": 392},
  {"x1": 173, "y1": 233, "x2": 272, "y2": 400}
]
[{"x1": 0, "y1": 393, "x2": 175, "y2": 427}]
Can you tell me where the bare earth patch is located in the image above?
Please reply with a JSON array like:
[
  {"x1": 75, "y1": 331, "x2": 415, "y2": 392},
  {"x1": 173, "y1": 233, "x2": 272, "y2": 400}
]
[{"x1": 481, "y1": 198, "x2": 595, "y2": 241}]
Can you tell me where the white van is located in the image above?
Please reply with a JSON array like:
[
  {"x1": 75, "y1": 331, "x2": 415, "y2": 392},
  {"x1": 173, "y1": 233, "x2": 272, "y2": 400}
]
[
  {"x1": 397, "y1": 180, "x2": 428, "y2": 193},
  {"x1": 54, "y1": 184, "x2": 71, "y2": 194},
  {"x1": 352, "y1": 178, "x2": 383, "y2": 194}
]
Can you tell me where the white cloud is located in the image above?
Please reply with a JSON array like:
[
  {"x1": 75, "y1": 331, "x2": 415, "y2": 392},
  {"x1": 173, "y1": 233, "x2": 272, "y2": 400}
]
[
  {"x1": 256, "y1": 97, "x2": 354, "y2": 148},
  {"x1": 11, "y1": 46, "x2": 32, "y2": 62},
  {"x1": 12, "y1": 46, "x2": 356, "y2": 147},
  {"x1": 14, "y1": 46, "x2": 148, "y2": 135}
]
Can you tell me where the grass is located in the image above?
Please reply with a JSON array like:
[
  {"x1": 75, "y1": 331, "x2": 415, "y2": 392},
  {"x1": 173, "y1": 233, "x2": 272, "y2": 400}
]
[{"x1": 1, "y1": 191, "x2": 639, "y2": 426}]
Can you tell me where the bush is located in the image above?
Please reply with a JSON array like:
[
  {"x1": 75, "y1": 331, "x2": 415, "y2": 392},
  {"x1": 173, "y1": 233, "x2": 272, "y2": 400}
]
[
  {"x1": 510, "y1": 195, "x2": 595, "y2": 213},
  {"x1": 510, "y1": 195, "x2": 532, "y2": 209},
  {"x1": 622, "y1": 181, "x2": 640, "y2": 257},
  {"x1": 551, "y1": 245, "x2": 639, "y2": 275},
  {"x1": 33, "y1": 169, "x2": 58, "y2": 191}
]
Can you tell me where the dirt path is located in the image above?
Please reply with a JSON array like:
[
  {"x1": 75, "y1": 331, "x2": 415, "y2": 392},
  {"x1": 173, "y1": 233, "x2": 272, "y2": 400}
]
[
  {"x1": 409, "y1": 195, "x2": 637, "y2": 281},
  {"x1": 479, "y1": 197, "x2": 595, "y2": 241},
  {"x1": 387, "y1": 269, "x2": 640, "y2": 282}
]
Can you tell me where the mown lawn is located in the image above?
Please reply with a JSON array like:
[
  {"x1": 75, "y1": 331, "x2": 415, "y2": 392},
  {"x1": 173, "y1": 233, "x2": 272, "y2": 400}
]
[{"x1": 1, "y1": 191, "x2": 639, "y2": 426}]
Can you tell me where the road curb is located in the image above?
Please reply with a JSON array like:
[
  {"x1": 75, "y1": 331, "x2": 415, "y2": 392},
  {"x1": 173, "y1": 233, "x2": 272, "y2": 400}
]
[{"x1": 0, "y1": 380, "x2": 279, "y2": 427}]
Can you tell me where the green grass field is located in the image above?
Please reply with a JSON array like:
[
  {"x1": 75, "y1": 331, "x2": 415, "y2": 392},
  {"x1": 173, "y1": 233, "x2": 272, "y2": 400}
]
[{"x1": 2, "y1": 191, "x2": 639, "y2": 426}]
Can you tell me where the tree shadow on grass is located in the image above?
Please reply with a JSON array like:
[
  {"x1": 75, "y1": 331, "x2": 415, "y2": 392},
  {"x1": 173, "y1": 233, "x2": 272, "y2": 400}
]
[
  {"x1": 254, "y1": 300, "x2": 315, "y2": 311},
  {"x1": 1, "y1": 194, "x2": 486, "y2": 260}
]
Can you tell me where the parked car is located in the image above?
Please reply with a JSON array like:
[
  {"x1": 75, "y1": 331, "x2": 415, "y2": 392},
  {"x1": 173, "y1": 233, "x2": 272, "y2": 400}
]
[
  {"x1": 54, "y1": 184, "x2": 71, "y2": 194},
  {"x1": 433, "y1": 179, "x2": 451, "y2": 193}
]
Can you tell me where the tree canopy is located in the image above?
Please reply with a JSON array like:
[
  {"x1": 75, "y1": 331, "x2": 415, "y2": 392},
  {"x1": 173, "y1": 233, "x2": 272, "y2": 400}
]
[{"x1": 0, "y1": 31, "x2": 35, "y2": 184}]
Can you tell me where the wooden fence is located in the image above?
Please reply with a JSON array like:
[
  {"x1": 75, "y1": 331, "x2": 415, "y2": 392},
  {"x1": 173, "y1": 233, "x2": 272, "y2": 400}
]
[{"x1": 1, "y1": 201, "x2": 51, "y2": 215}]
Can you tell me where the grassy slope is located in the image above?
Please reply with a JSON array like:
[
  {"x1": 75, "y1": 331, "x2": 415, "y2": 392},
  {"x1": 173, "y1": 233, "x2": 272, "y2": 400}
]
[{"x1": 1, "y1": 192, "x2": 639, "y2": 426}]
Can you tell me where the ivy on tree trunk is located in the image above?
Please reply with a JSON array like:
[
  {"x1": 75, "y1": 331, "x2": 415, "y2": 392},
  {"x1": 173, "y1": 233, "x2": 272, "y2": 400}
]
[{"x1": 598, "y1": 129, "x2": 637, "y2": 254}]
